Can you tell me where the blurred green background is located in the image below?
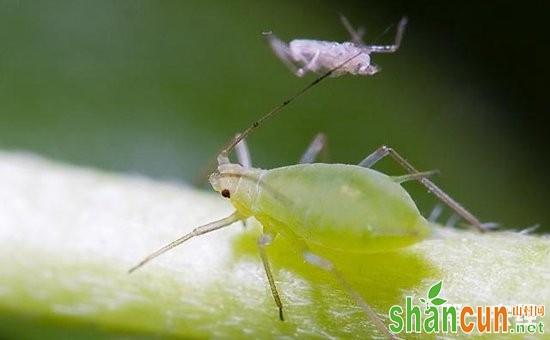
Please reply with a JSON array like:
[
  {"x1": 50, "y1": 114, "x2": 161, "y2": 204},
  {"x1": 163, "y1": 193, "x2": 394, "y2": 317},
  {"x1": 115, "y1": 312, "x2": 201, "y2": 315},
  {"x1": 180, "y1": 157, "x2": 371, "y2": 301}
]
[{"x1": 0, "y1": 0, "x2": 547, "y2": 231}]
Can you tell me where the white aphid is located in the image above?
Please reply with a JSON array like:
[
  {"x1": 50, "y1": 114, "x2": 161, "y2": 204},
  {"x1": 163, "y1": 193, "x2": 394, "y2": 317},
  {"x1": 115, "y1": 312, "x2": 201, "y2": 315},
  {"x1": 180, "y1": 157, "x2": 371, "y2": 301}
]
[{"x1": 265, "y1": 15, "x2": 407, "y2": 77}]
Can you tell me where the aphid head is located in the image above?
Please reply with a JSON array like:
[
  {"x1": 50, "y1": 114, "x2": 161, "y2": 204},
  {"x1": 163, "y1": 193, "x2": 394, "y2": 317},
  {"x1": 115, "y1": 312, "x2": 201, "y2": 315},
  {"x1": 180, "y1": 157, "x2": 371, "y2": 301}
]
[
  {"x1": 346, "y1": 53, "x2": 379, "y2": 75},
  {"x1": 356, "y1": 61, "x2": 379, "y2": 75},
  {"x1": 209, "y1": 163, "x2": 243, "y2": 200}
]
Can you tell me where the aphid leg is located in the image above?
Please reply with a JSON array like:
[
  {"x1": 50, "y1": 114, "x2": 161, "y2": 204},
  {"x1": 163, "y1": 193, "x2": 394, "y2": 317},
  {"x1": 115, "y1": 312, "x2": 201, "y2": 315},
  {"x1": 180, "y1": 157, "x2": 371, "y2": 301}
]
[
  {"x1": 391, "y1": 170, "x2": 439, "y2": 184},
  {"x1": 428, "y1": 204, "x2": 444, "y2": 223},
  {"x1": 296, "y1": 49, "x2": 321, "y2": 77},
  {"x1": 257, "y1": 233, "x2": 285, "y2": 321},
  {"x1": 233, "y1": 134, "x2": 252, "y2": 229},
  {"x1": 302, "y1": 251, "x2": 396, "y2": 339},
  {"x1": 128, "y1": 211, "x2": 243, "y2": 273},
  {"x1": 518, "y1": 224, "x2": 539, "y2": 235},
  {"x1": 264, "y1": 32, "x2": 301, "y2": 75},
  {"x1": 357, "y1": 145, "x2": 389, "y2": 168},
  {"x1": 299, "y1": 133, "x2": 328, "y2": 164},
  {"x1": 234, "y1": 134, "x2": 252, "y2": 168},
  {"x1": 445, "y1": 213, "x2": 461, "y2": 228},
  {"x1": 365, "y1": 16, "x2": 408, "y2": 53},
  {"x1": 339, "y1": 15, "x2": 367, "y2": 47},
  {"x1": 474, "y1": 222, "x2": 500, "y2": 230},
  {"x1": 358, "y1": 145, "x2": 488, "y2": 232}
]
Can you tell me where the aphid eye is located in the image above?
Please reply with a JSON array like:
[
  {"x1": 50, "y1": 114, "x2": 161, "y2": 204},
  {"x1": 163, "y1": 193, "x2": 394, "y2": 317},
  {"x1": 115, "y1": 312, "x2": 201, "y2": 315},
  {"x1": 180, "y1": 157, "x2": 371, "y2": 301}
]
[{"x1": 221, "y1": 189, "x2": 231, "y2": 198}]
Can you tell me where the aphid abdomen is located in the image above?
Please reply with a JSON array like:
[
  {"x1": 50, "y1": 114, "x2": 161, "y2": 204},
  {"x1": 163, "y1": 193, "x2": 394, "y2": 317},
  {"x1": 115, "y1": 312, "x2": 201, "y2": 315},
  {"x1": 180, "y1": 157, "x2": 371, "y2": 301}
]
[
  {"x1": 253, "y1": 163, "x2": 430, "y2": 253},
  {"x1": 288, "y1": 40, "x2": 371, "y2": 76}
]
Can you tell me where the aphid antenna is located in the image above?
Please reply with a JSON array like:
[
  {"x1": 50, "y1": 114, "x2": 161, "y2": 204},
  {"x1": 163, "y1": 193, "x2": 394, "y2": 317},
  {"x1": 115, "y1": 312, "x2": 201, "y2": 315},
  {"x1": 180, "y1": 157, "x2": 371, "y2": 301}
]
[{"x1": 217, "y1": 51, "x2": 364, "y2": 165}]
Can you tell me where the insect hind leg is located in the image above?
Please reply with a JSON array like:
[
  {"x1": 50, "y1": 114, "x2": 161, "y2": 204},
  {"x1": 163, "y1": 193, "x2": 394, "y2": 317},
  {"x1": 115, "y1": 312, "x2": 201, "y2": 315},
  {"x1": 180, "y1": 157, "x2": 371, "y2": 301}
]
[
  {"x1": 302, "y1": 251, "x2": 396, "y2": 339},
  {"x1": 264, "y1": 31, "x2": 319, "y2": 77},
  {"x1": 257, "y1": 218, "x2": 394, "y2": 337},
  {"x1": 299, "y1": 133, "x2": 329, "y2": 164},
  {"x1": 358, "y1": 145, "x2": 488, "y2": 232},
  {"x1": 264, "y1": 32, "x2": 301, "y2": 75},
  {"x1": 391, "y1": 170, "x2": 439, "y2": 184}
]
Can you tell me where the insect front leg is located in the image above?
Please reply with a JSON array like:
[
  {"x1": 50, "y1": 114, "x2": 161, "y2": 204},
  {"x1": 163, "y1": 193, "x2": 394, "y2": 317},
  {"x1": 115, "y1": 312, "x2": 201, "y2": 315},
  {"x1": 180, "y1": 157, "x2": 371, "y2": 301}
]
[
  {"x1": 234, "y1": 134, "x2": 252, "y2": 168},
  {"x1": 358, "y1": 145, "x2": 488, "y2": 232},
  {"x1": 365, "y1": 16, "x2": 408, "y2": 53},
  {"x1": 128, "y1": 211, "x2": 243, "y2": 273},
  {"x1": 302, "y1": 251, "x2": 396, "y2": 339},
  {"x1": 299, "y1": 133, "x2": 329, "y2": 164},
  {"x1": 233, "y1": 134, "x2": 253, "y2": 228},
  {"x1": 257, "y1": 232, "x2": 285, "y2": 321}
]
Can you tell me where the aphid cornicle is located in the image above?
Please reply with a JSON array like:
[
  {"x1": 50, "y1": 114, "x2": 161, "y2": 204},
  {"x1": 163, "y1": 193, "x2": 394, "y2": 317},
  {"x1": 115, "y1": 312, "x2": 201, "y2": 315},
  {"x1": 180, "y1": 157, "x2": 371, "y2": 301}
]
[
  {"x1": 129, "y1": 19, "x2": 488, "y2": 339},
  {"x1": 265, "y1": 15, "x2": 408, "y2": 77}
]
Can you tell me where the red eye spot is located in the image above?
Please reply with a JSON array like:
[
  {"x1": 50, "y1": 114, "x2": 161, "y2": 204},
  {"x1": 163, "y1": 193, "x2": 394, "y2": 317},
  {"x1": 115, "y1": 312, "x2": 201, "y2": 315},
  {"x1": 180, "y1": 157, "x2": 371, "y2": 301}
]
[{"x1": 221, "y1": 189, "x2": 231, "y2": 198}]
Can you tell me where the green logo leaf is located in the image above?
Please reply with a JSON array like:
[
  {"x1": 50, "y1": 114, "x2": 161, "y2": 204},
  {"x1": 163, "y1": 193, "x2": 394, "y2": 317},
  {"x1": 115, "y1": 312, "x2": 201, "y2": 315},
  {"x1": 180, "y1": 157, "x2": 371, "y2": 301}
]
[
  {"x1": 431, "y1": 298, "x2": 447, "y2": 306},
  {"x1": 428, "y1": 281, "x2": 443, "y2": 299},
  {"x1": 420, "y1": 281, "x2": 447, "y2": 310}
]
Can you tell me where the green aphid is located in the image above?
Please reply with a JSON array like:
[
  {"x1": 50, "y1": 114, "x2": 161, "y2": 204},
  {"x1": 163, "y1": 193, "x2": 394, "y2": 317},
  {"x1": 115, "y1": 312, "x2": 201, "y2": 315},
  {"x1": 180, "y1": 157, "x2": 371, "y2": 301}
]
[{"x1": 130, "y1": 52, "x2": 488, "y2": 339}]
